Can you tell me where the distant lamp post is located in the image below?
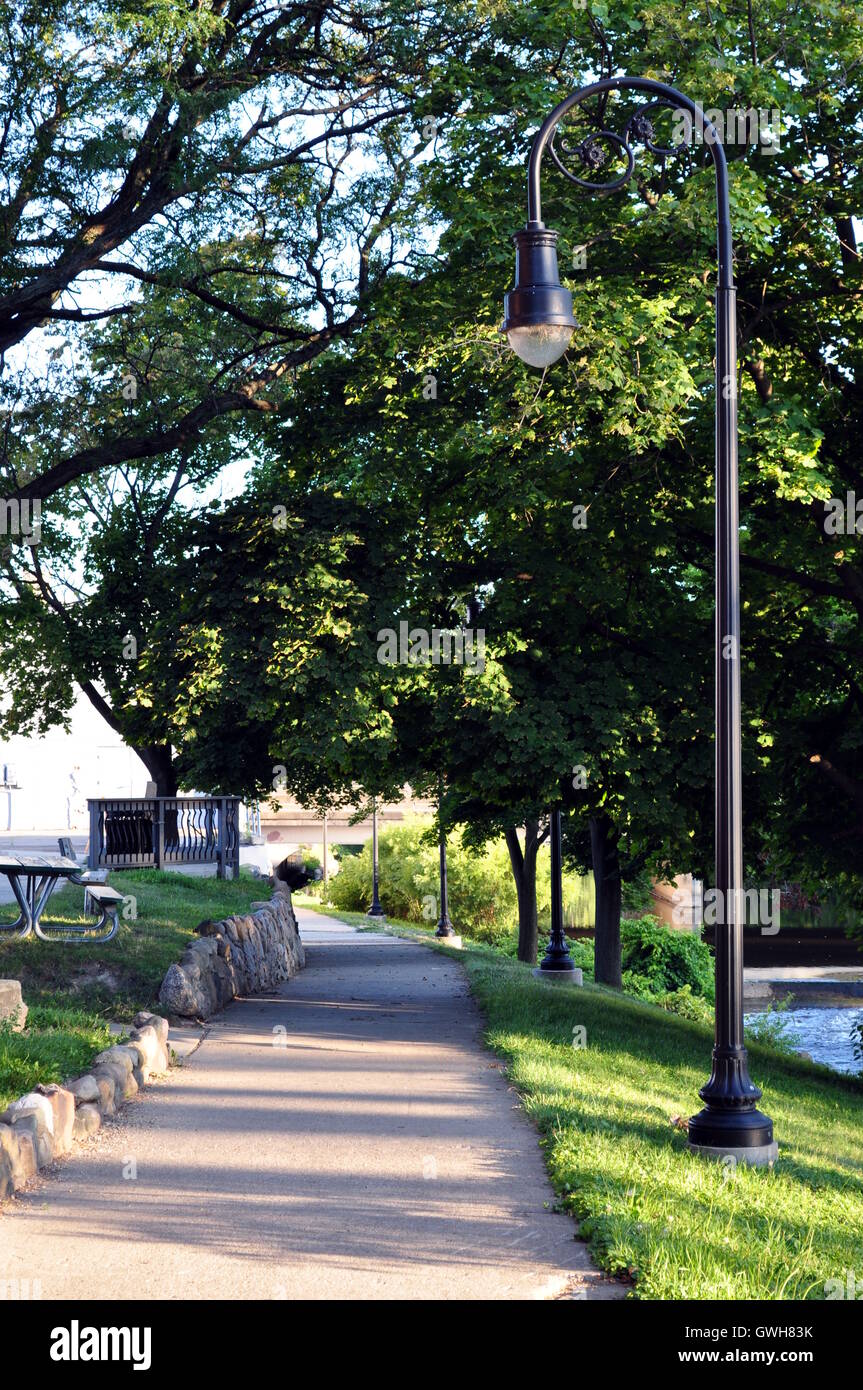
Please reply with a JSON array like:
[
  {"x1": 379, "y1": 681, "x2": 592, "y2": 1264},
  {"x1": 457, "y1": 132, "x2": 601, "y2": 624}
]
[
  {"x1": 367, "y1": 798, "x2": 385, "y2": 917},
  {"x1": 435, "y1": 784, "x2": 456, "y2": 939},
  {"x1": 538, "y1": 808, "x2": 577, "y2": 973},
  {"x1": 503, "y1": 76, "x2": 776, "y2": 1164}
]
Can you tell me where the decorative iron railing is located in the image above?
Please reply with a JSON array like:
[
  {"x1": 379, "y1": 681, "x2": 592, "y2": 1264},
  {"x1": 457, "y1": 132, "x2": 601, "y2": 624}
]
[{"x1": 87, "y1": 797, "x2": 241, "y2": 877}]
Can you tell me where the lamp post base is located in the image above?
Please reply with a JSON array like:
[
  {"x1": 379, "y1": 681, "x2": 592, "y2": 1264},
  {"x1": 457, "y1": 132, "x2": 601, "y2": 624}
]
[
  {"x1": 688, "y1": 1102, "x2": 777, "y2": 1167},
  {"x1": 533, "y1": 966, "x2": 583, "y2": 986},
  {"x1": 366, "y1": 905, "x2": 385, "y2": 918},
  {"x1": 687, "y1": 1139, "x2": 778, "y2": 1168}
]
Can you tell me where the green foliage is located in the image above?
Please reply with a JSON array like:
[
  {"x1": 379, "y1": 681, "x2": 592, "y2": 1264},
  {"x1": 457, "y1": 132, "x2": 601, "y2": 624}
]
[
  {"x1": 621, "y1": 868, "x2": 655, "y2": 915},
  {"x1": 0, "y1": 1007, "x2": 113, "y2": 1111},
  {"x1": 620, "y1": 916, "x2": 715, "y2": 1002},
  {"x1": 4, "y1": 0, "x2": 862, "y2": 914},
  {"x1": 622, "y1": 975, "x2": 714, "y2": 1024},
  {"x1": 326, "y1": 816, "x2": 593, "y2": 945}
]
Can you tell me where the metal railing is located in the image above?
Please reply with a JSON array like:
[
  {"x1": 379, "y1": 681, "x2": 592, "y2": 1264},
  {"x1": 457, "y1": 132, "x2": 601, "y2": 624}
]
[{"x1": 87, "y1": 797, "x2": 241, "y2": 878}]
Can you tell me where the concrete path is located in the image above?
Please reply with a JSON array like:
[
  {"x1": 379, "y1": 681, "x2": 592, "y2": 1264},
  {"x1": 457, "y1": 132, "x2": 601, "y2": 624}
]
[{"x1": 0, "y1": 909, "x2": 621, "y2": 1301}]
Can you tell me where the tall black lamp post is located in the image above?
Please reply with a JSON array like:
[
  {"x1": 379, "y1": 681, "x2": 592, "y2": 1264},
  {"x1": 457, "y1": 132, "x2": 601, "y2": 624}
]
[
  {"x1": 367, "y1": 798, "x2": 385, "y2": 917},
  {"x1": 435, "y1": 781, "x2": 456, "y2": 938},
  {"x1": 538, "y1": 808, "x2": 577, "y2": 972},
  {"x1": 502, "y1": 77, "x2": 776, "y2": 1165}
]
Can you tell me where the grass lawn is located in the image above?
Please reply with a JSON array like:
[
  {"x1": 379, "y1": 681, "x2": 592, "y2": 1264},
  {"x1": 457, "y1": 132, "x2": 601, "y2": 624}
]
[
  {"x1": 303, "y1": 898, "x2": 863, "y2": 1301},
  {"x1": 0, "y1": 869, "x2": 261, "y2": 1110}
]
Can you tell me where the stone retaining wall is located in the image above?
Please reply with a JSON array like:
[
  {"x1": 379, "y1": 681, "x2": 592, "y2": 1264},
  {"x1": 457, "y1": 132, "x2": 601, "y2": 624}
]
[
  {"x1": 158, "y1": 883, "x2": 304, "y2": 1020},
  {"x1": 0, "y1": 1011, "x2": 170, "y2": 1200}
]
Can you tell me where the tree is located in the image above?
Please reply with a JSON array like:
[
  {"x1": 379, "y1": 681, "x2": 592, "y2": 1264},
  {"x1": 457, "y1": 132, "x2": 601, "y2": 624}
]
[
  {"x1": 7, "y1": 0, "x2": 863, "y2": 957},
  {"x1": 0, "y1": 0, "x2": 481, "y2": 785}
]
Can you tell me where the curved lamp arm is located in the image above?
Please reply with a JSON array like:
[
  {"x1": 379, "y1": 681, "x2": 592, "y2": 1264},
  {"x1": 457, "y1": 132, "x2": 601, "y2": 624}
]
[{"x1": 525, "y1": 76, "x2": 734, "y2": 288}]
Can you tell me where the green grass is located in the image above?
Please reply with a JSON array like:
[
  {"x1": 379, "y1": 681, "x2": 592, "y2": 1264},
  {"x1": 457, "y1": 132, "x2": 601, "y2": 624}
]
[
  {"x1": 0, "y1": 869, "x2": 263, "y2": 1108},
  {"x1": 310, "y1": 900, "x2": 863, "y2": 1301},
  {"x1": 0, "y1": 1006, "x2": 114, "y2": 1111}
]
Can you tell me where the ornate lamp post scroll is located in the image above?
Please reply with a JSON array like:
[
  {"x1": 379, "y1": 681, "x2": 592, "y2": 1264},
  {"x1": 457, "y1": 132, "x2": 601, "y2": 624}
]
[{"x1": 502, "y1": 78, "x2": 776, "y2": 1165}]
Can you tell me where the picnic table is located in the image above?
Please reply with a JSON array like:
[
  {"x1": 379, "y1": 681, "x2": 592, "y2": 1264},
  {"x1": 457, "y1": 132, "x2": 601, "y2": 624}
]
[{"x1": 0, "y1": 854, "x2": 122, "y2": 943}]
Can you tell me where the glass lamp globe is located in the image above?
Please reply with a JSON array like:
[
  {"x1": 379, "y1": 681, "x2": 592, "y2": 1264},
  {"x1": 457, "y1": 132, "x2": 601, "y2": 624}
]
[{"x1": 506, "y1": 321, "x2": 574, "y2": 368}]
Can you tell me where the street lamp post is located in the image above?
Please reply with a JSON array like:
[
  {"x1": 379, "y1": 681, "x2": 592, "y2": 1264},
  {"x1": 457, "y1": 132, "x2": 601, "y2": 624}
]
[
  {"x1": 435, "y1": 781, "x2": 456, "y2": 938},
  {"x1": 367, "y1": 798, "x2": 385, "y2": 917},
  {"x1": 539, "y1": 808, "x2": 577, "y2": 972},
  {"x1": 502, "y1": 77, "x2": 776, "y2": 1165},
  {"x1": 435, "y1": 824, "x2": 456, "y2": 939}
]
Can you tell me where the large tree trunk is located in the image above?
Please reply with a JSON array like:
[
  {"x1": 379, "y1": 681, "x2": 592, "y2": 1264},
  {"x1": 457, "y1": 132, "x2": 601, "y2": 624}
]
[
  {"x1": 505, "y1": 819, "x2": 542, "y2": 964},
  {"x1": 134, "y1": 745, "x2": 178, "y2": 797},
  {"x1": 590, "y1": 813, "x2": 622, "y2": 988}
]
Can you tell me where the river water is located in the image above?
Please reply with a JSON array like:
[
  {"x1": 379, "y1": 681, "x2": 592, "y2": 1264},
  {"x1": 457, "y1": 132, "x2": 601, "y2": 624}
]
[{"x1": 744, "y1": 1004, "x2": 863, "y2": 1075}]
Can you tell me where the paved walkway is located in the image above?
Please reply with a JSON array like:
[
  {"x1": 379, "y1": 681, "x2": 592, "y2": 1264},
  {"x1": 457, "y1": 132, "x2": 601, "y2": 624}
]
[{"x1": 0, "y1": 909, "x2": 621, "y2": 1301}]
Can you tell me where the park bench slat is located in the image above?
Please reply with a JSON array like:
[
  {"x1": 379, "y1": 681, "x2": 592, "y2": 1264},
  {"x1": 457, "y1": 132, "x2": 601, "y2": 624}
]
[{"x1": 85, "y1": 884, "x2": 124, "y2": 906}]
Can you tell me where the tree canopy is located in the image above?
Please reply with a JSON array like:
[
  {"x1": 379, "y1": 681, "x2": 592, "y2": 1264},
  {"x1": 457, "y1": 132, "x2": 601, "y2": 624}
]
[{"x1": 1, "y1": 0, "x2": 862, "y2": 950}]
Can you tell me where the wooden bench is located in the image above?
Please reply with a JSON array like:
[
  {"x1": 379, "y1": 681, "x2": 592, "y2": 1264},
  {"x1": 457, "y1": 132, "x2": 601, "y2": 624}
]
[{"x1": 82, "y1": 884, "x2": 124, "y2": 942}]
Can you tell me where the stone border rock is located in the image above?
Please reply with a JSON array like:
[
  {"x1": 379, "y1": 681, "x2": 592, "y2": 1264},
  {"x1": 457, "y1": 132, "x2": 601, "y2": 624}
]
[
  {"x1": 157, "y1": 883, "x2": 305, "y2": 1020},
  {"x1": 0, "y1": 1011, "x2": 170, "y2": 1200}
]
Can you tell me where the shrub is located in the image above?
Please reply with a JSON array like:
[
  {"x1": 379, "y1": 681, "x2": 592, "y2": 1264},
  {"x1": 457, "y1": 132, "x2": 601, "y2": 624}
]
[
  {"x1": 620, "y1": 915, "x2": 715, "y2": 1002},
  {"x1": 622, "y1": 975, "x2": 714, "y2": 1022}
]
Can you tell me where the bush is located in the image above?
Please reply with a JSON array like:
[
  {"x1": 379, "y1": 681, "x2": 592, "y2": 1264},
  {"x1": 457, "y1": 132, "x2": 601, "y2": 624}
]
[
  {"x1": 622, "y1": 975, "x2": 714, "y2": 1022},
  {"x1": 326, "y1": 817, "x2": 593, "y2": 946},
  {"x1": 620, "y1": 915, "x2": 715, "y2": 1002}
]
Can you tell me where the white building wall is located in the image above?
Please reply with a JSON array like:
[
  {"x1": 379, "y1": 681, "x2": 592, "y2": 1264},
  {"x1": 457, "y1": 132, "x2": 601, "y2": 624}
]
[{"x1": 0, "y1": 692, "x2": 150, "y2": 832}]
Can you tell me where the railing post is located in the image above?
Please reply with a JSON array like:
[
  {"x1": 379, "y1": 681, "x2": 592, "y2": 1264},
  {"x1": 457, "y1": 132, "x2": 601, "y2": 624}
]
[
  {"x1": 88, "y1": 800, "x2": 99, "y2": 869},
  {"x1": 156, "y1": 798, "x2": 165, "y2": 871},
  {"x1": 232, "y1": 799, "x2": 240, "y2": 878},
  {"x1": 217, "y1": 797, "x2": 227, "y2": 879}
]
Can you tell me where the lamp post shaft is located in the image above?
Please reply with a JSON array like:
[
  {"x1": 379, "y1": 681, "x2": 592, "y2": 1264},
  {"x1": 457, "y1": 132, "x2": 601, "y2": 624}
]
[
  {"x1": 367, "y1": 799, "x2": 384, "y2": 917},
  {"x1": 436, "y1": 821, "x2": 455, "y2": 937},
  {"x1": 715, "y1": 285, "x2": 744, "y2": 1053}
]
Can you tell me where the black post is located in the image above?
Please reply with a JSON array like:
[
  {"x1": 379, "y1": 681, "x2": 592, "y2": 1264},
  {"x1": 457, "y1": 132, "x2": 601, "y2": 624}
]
[
  {"x1": 507, "y1": 76, "x2": 775, "y2": 1162},
  {"x1": 539, "y1": 809, "x2": 576, "y2": 972},
  {"x1": 435, "y1": 786, "x2": 455, "y2": 938},
  {"x1": 367, "y1": 799, "x2": 384, "y2": 917},
  {"x1": 687, "y1": 278, "x2": 775, "y2": 1162},
  {"x1": 156, "y1": 797, "x2": 165, "y2": 873}
]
